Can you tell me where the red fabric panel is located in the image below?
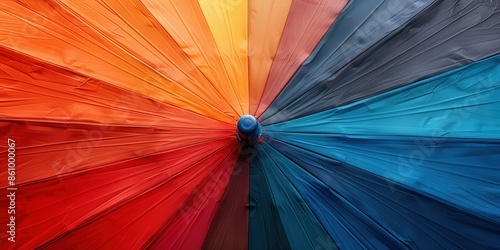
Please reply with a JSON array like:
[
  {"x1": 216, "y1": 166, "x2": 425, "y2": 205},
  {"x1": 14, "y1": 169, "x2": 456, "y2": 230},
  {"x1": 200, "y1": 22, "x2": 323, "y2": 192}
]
[
  {"x1": 146, "y1": 146, "x2": 240, "y2": 249},
  {"x1": 0, "y1": 121, "x2": 234, "y2": 186},
  {"x1": 0, "y1": 139, "x2": 238, "y2": 249},
  {"x1": 203, "y1": 153, "x2": 250, "y2": 249},
  {"x1": 254, "y1": 0, "x2": 348, "y2": 117}
]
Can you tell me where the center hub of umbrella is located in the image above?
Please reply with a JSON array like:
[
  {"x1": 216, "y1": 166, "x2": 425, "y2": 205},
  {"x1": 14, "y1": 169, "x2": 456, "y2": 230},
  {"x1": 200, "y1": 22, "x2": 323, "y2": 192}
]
[{"x1": 236, "y1": 115, "x2": 263, "y2": 143}]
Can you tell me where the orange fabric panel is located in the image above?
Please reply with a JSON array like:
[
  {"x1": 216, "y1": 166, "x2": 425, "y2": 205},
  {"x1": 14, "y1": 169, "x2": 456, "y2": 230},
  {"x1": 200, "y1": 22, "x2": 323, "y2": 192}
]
[
  {"x1": 0, "y1": 0, "x2": 236, "y2": 123},
  {"x1": 141, "y1": 0, "x2": 244, "y2": 116},
  {"x1": 249, "y1": 0, "x2": 292, "y2": 114},
  {"x1": 0, "y1": 47, "x2": 232, "y2": 128},
  {"x1": 254, "y1": 0, "x2": 349, "y2": 117},
  {"x1": 198, "y1": 0, "x2": 249, "y2": 114}
]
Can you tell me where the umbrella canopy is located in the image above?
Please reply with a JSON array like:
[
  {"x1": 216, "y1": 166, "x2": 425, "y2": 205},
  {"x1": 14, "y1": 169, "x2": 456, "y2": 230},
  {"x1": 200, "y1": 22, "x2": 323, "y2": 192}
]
[{"x1": 1, "y1": 0, "x2": 499, "y2": 249}]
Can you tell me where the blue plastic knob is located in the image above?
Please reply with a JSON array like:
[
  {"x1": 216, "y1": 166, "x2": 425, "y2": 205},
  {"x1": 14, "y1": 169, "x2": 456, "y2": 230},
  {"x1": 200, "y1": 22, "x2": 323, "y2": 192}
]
[{"x1": 236, "y1": 115, "x2": 263, "y2": 143}]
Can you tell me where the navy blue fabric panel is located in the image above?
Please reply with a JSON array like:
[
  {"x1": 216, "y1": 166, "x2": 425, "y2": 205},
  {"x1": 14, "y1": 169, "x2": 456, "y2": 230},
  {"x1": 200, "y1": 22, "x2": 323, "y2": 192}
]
[
  {"x1": 251, "y1": 143, "x2": 336, "y2": 250},
  {"x1": 260, "y1": 141, "x2": 406, "y2": 249},
  {"x1": 262, "y1": 0, "x2": 500, "y2": 125},
  {"x1": 266, "y1": 136, "x2": 500, "y2": 249},
  {"x1": 249, "y1": 149, "x2": 290, "y2": 250},
  {"x1": 260, "y1": 0, "x2": 435, "y2": 124}
]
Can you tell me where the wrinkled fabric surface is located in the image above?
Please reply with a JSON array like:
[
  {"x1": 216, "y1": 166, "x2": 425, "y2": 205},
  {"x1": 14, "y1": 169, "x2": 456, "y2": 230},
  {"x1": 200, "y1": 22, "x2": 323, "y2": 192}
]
[
  {"x1": 262, "y1": 0, "x2": 500, "y2": 125},
  {"x1": 1, "y1": 0, "x2": 499, "y2": 249}
]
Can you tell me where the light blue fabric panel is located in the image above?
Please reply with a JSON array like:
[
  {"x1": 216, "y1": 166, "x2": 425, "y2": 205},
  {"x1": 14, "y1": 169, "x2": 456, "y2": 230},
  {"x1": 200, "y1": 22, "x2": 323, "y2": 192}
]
[{"x1": 265, "y1": 55, "x2": 500, "y2": 139}]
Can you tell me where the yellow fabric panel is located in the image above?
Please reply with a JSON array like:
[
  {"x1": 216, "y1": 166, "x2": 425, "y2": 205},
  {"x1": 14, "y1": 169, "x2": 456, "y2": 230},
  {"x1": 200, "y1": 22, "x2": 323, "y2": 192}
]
[
  {"x1": 198, "y1": 0, "x2": 249, "y2": 114},
  {"x1": 141, "y1": 0, "x2": 244, "y2": 116},
  {"x1": 0, "y1": 1, "x2": 236, "y2": 124},
  {"x1": 248, "y1": 0, "x2": 292, "y2": 114}
]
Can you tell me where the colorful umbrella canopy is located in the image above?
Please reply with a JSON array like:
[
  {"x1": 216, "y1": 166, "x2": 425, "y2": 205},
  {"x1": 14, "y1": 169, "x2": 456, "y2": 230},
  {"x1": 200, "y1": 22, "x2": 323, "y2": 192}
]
[{"x1": 1, "y1": 0, "x2": 500, "y2": 249}]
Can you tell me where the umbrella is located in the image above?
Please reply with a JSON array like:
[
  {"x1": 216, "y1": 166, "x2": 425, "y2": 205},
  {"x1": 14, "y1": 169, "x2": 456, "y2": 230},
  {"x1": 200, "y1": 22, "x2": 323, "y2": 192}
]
[{"x1": 1, "y1": 0, "x2": 499, "y2": 249}]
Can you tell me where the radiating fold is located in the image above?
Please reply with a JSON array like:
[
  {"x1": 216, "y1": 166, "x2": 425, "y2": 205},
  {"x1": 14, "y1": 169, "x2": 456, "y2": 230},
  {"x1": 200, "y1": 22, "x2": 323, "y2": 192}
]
[
  {"x1": 1, "y1": 0, "x2": 499, "y2": 249},
  {"x1": 265, "y1": 136, "x2": 500, "y2": 249},
  {"x1": 0, "y1": 121, "x2": 234, "y2": 186},
  {"x1": 198, "y1": 0, "x2": 249, "y2": 113},
  {"x1": 262, "y1": 0, "x2": 500, "y2": 124},
  {"x1": 266, "y1": 55, "x2": 500, "y2": 139},
  {"x1": 0, "y1": 1, "x2": 236, "y2": 123},
  {"x1": 5, "y1": 139, "x2": 238, "y2": 249},
  {"x1": 139, "y1": 0, "x2": 244, "y2": 116},
  {"x1": 260, "y1": 0, "x2": 435, "y2": 124},
  {"x1": 250, "y1": 143, "x2": 335, "y2": 250},
  {"x1": 144, "y1": 144, "x2": 239, "y2": 249},
  {"x1": 249, "y1": 146, "x2": 290, "y2": 250},
  {"x1": 261, "y1": 140, "x2": 403, "y2": 249},
  {"x1": 253, "y1": 0, "x2": 348, "y2": 117},
  {"x1": 248, "y1": 0, "x2": 292, "y2": 114},
  {"x1": 203, "y1": 151, "x2": 250, "y2": 249},
  {"x1": 264, "y1": 130, "x2": 500, "y2": 221},
  {"x1": 0, "y1": 47, "x2": 232, "y2": 128}
]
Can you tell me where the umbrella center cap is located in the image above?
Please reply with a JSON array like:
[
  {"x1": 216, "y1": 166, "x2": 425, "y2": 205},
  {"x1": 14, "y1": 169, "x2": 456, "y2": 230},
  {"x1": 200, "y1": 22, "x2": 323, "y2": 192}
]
[{"x1": 236, "y1": 115, "x2": 263, "y2": 143}]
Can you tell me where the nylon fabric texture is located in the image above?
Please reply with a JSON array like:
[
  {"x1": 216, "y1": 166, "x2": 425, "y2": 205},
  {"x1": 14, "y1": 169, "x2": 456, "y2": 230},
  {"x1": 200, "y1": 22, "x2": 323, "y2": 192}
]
[{"x1": 1, "y1": 0, "x2": 499, "y2": 249}]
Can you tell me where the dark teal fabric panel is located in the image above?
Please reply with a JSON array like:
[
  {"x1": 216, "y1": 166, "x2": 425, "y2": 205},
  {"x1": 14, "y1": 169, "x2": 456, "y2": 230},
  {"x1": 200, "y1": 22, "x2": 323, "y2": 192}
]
[
  {"x1": 263, "y1": 133, "x2": 500, "y2": 231},
  {"x1": 259, "y1": 141, "x2": 407, "y2": 249},
  {"x1": 251, "y1": 143, "x2": 336, "y2": 250},
  {"x1": 262, "y1": 0, "x2": 500, "y2": 125},
  {"x1": 265, "y1": 137, "x2": 500, "y2": 249},
  {"x1": 260, "y1": 0, "x2": 436, "y2": 124},
  {"x1": 249, "y1": 150, "x2": 290, "y2": 250},
  {"x1": 266, "y1": 55, "x2": 500, "y2": 139}
]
